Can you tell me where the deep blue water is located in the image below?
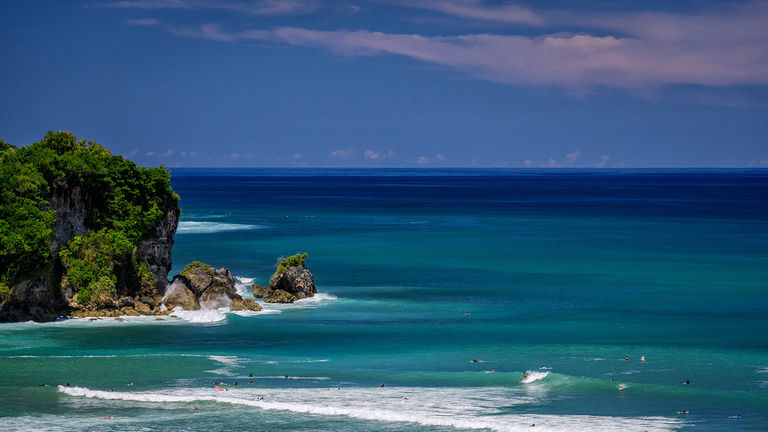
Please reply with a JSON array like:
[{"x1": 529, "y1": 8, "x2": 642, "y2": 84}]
[{"x1": 1, "y1": 169, "x2": 766, "y2": 431}]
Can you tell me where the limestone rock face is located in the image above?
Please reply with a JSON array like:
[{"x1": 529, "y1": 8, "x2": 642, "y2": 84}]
[
  {"x1": 269, "y1": 266, "x2": 316, "y2": 300},
  {"x1": 135, "y1": 199, "x2": 179, "y2": 295},
  {"x1": 231, "y1": 298, "x2": 262, "y2": 311},
  {"x1": 163, "y1": 279, "x2": 200, "y2": 311},
  {"x1": 50, "y1": 178, "x2": 88, "y2": 252},
  {"x1": 165, "y1": 263, "x2": 241, "y2": 310},
  {"x1": 263, "y1": 289, "x2": 297, "y2": 303},
  {"x1": 0, "y1": 265, "x2": 66, "y2": 322},
  {"x1": 0, "y1": 175, "x2": 179, "y2": 322},
  {"x1": 252, "y1": 284, "x2": 271, "y2": 298}
]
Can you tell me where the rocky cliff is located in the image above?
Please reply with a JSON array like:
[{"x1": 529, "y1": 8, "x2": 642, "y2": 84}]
[{"x1": 0, "y1": 131, "x2": 180, "y2": 322}]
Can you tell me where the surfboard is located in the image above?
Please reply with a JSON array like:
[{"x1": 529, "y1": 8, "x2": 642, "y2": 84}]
[{"x1": 214, "y1": 385, "x2": 225, "y2": 391}]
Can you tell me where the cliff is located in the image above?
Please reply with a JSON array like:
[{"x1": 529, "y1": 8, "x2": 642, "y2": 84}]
[{"x1": 0, "y1": 131, "x2": 180, "y2": 321}]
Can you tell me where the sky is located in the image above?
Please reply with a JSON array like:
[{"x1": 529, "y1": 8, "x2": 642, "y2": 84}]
[{"x1": 1, "y1": 0, "x2": 767, "y2": 168}]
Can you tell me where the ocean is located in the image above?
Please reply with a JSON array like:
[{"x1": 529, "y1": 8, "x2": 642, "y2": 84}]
[{"x1": 1, "y1": 169, "x2": 767, "y2": 431}]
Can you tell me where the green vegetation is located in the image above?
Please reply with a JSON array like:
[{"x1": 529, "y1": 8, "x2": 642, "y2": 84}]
[
  {"x1": 0, "y1": 131, "x2": 177, "y2": 305},
  {"x1": 274, "y1": 253, "x2": 308, "y2": 276},
  {"x1": 181, "y1": 261, "x2": 214, "y2": 276}
]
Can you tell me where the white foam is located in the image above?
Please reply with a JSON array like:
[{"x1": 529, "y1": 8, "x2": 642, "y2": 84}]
[
  {"x1": 521, "y1": 371, "x2": 550, "y2": 383},
  {"x1": 58, "y1": 385, "x2": 683, "y2": 432},
  {"x1": 177, "y1": 221, "x2": 266, "y2": 234},
  {"x1": 172, "y1": 307, "x2": 228, "y2": 324},
  {"x1": 257, "y1": 292, "x2": 338, "y2": 313}
]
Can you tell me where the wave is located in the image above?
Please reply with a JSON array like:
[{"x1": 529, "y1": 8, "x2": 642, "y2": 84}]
[
  {"x1": 58, "y1": 385, "x2": 682, "y2": 432},
  {"x1": 176, "y1": 221, "x2": 266, "y2": 234},
  {"x1": 520, "y1": 371, "x2": 550, "y2": 383}
]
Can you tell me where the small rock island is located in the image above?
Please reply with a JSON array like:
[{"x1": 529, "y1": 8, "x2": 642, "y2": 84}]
[{"x1": 0, "y1": 132, "x2": 316, "y2": 322}]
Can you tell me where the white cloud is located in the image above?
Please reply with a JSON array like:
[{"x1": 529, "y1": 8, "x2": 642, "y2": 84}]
[
  {"x1": 597, "y1": 154, "x2": 610, "y2": 168},
  {"x1": 329, "y1": 148, "x2": 355, "y2": 159},
  {"x1": 435, "y1": 153, "x2": 445, "y2": 161},
  {"x1": 364, "y1": 149, "x2": 394, "y2": 160},
  {"x1": 106, "y1": 0, "x2": 320, "y2": 16},
  {"x1": 375, "y1": 0, "x2": 541, "y2": 25},
  {"x1": 146, "y1": 151, "x2": 155, "y2": 156},
  {"x1": 416, "y1": 156, "x2": 430, "y2": 165},
  {"x1": 127, "y1": 149, "x2": 139, "y2": 156},
  {"x1": 160, "y1": 149, "x2": 174, "y2": 157},
  {"x1": 293, "y1": 153, "x2": 302, "y2": 159}
]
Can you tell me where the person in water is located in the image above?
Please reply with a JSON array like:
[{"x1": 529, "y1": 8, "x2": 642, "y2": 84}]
[
  {"x1": 624, "y1": 356, "x2": 629, "y2": 361},
  {"x1": 191, "y1": 406, "x2": 199, "y2": 410},
  {"x1": 685, "y1": 379, "x2": 690, "y2": 385},
  {"x1": 522, "y1": 372, "x2": 528, "y2": 380}
]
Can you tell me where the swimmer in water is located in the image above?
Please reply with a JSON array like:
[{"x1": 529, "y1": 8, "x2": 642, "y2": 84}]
[
  {"x1": 191, "y1": 406, "x2": 199, "y2": 410},
  {"x1": 624, "y1": 356, "x2": 629, "y2": 361},
  {"x1": 640, "y1": 355, "x2": 646, "y2": 361}
]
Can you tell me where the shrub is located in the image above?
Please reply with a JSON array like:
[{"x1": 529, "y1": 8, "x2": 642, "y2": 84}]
[
  {"x1": 274, "y1": 253, "x2": 308, "y2": 276},
  {"x1": 0, "y1": 131, "x2": 179, "y2": 299}
]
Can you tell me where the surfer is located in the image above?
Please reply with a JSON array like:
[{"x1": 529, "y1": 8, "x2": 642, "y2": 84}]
[
  {"x1": 66, "y1": 383, "x2": 70, "y2": 387},
  {"x1": 685, "y1": 379, "x2": 690, "y2": 385},
  {"x1": 104, "y1": 416, "x2": 113, "y2": 420},
  {"x1": 640, "y1": 355, "x2": 646, "y2": 361},
  {"x1": 522, "y1": 372, "x2": 528, "y2": 381},
  {"x1": 109, "y1": 389, "x2": 114, "y2": 392},
  {"x1": 191, "y1": 406, "x2": 199, "y2": 410},
  {"x1": 728, "y1": 415, "x2": 742, "y2": 419},
  {"x1": 624, "y1": 356, "x2": 629, "y2": 361},
  {"x1": 38, "y1": 384, "x2": 48, "y2": 387},
  {"x1": 234, "y1": 381, "x2": 239, "y2": 386},
  {"x1": 249, "y1": 381, "x2": 254, "y2": 385},
  {"x1": 249, "y1": 373, "x2": 253, "y2": 377},
  {"x1": 677, "y1": 410, "x2": 689, "y2": 414}
]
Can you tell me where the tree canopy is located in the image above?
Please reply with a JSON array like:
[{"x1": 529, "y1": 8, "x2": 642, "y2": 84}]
[{"x1": 0, "y1": 131, "x2": 178, "y2": 304}]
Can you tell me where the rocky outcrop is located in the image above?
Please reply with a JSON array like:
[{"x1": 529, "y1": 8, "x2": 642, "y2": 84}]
[
  {"x1": 269, "y1": 266, "x2": 316, "y2": 300},
  {"x1": 0, "y1": 179, "x2": 179, "y2": 322},
  {"x1": 163, "y1": 262, "x2": 244, "y2": 310},
  {"x1": 163, "y1": 280, "x2": 199, "y2": 311},
  {"x1": 264, "y1": 289, "x2": 297, "y2": 303},
  {"x1": 50, "y1": 178, "x2": 88, "y2": 252},
  {"x1": 0, "y1": 264, "x2": 67, "y2": 322},
  {"x1": 251, "y1": 285, "x2": 297, "y2": 303},
  {"x1": 136, "y1": 199, "x2": 180, "y2": 295},
  {"x1": 231, "y1": 298, "x2": 262, "y2": 311}
]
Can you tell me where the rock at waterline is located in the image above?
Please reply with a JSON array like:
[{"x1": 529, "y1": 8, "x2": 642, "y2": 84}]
[
  {"x1": 263, "y1": 289, "x2": 297, "y2": 304},
  {"x1": 269, "y1": 266, "x2": 316, "y2": 300},
  {"x1": 231, "y1": 298, "x2": 262, "y2": 311},
  {"x1": 163, "y1": 262, "x2": 242, "y2": 310},
  {"x1": 163, "y1": 281, "x2": 199, "y2": 311}
]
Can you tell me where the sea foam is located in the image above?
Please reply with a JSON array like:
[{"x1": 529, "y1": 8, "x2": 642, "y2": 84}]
[
  {"x1": 58, "y1": 385, "x2": 682, "y2": 432},
  {"x1": 176, "y1": 221, "x2": 266, "y2": 234}
]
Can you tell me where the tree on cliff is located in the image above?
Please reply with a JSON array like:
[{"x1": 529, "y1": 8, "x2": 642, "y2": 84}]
[{"x1": 0, "y1": 131, "x2": 179, "y2": 310}]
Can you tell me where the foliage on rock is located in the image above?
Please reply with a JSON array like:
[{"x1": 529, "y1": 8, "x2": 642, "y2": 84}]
[{"x1": 0, "y1": 131, "x2": 178, "y2": 308}]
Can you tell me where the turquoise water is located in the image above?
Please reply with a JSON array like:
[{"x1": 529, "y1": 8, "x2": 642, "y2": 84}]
[{"x1": 1, "y1": 169, "x2": 767, "y2": 431}]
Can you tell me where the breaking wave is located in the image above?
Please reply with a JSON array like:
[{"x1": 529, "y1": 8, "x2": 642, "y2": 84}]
[
  {"x1": 177, "y1": 222, "x2": 266, "y2": 234},
  {"x1": 58, "y1": 385, "x2": 682, "y2": 432}
]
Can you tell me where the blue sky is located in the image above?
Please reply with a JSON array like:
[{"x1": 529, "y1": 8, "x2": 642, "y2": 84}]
[{"x1": 1, "y1": 0, "x2": 767, "y2": 167}]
